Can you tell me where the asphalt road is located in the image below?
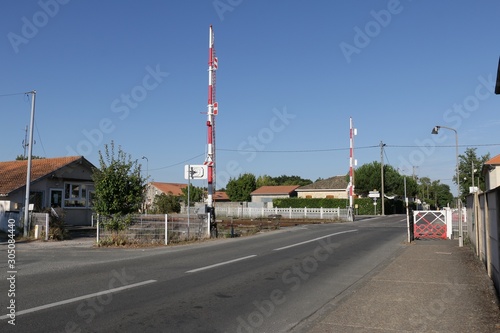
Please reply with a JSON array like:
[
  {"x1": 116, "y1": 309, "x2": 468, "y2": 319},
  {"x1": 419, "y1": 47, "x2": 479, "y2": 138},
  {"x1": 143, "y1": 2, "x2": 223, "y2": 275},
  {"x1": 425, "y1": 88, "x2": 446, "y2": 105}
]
[{"x1": 0, "y1": 215, "x2": 407, "y2": 332}]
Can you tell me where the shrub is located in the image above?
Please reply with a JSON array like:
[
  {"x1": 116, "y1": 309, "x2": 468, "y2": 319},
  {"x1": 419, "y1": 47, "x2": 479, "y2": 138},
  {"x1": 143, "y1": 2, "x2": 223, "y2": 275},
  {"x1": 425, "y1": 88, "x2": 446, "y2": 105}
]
[
  {"x1": 102, "y1": 214, "x2": 132, "y2": 231},
  {"x1": 47, "y1": 208, "x2": 69, "y2": 240}
]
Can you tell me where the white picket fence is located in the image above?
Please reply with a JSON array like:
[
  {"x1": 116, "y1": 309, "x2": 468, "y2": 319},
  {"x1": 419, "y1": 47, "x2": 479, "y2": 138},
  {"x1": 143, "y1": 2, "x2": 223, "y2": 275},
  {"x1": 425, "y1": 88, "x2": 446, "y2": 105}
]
[{"x1": 215, "y1": 207, "x2": 348, "y2": 220}]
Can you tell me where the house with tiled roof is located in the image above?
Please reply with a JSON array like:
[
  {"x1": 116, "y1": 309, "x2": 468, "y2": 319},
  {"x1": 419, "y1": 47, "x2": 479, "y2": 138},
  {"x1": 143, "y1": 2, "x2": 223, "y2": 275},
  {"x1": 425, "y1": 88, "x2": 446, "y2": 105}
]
[
  {"x1": 144, "y1": 182, "x2": 187, "y2": 209},
  {"x1": 0, "y1": 156, "x2": 96, "y2": 226},
  {"x1": 296, "y1": 176, "x2": 349, "y2": 199},
  {"x1": 214, "y1": 191, "x2": 230, "y2": 202},
  {"x1": 250, "y1": 185, "x2": 300, "y2": 206},
  {"x1": 483, "y1": 154, "x2": 500, "y2": 190}
]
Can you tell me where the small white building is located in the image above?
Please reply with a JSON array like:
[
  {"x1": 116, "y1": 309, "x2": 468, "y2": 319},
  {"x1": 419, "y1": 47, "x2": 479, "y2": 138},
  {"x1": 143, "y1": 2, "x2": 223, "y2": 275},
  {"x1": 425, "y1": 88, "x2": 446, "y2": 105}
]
[
  {"x1": 296, "y1": 176, "x2": 349, "y2": 199},
  {"x1": 483, "y1": 154, "x2": 500, "y2": 191},
  {"x1": 250, "y1": 185, "x2": 300, "y2": 207}
]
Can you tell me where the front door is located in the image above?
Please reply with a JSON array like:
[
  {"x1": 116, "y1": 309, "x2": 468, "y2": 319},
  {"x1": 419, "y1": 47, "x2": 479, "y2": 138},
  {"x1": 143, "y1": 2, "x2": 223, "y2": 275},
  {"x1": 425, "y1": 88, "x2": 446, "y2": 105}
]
[{"x1": 50, "y1": 189, "x2": 63, "y2": 208}]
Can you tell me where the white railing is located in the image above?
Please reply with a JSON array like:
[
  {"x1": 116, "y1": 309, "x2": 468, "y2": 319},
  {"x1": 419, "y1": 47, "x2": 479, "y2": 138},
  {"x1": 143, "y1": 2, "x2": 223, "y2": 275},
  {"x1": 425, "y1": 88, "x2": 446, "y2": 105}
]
[{"x1": 215, "y1": 207, "x2": 348, "y2": 220}]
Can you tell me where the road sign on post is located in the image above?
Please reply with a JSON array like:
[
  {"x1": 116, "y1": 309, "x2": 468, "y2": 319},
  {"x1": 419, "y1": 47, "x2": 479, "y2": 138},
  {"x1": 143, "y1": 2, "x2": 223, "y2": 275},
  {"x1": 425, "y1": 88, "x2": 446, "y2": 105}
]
[
  {"x1": 368, "y1": 191, "x2": 380, "y2": 198},
  {"x1": 184, "y1": 165, "x2": 208, "y2": 180}
]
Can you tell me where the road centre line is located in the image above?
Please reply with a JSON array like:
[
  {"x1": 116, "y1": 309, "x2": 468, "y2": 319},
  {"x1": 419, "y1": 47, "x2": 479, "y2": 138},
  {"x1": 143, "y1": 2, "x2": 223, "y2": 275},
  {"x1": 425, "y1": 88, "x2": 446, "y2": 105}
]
[
  {"x1": 273, "y1": 229, "x2": 358, "y2": 251},
  {"x1": 186, "y1": 255, "x2": 257, "y2": 273},
  {"x1": 0, "y1": 279, "x2": 157, "y2": 320}
]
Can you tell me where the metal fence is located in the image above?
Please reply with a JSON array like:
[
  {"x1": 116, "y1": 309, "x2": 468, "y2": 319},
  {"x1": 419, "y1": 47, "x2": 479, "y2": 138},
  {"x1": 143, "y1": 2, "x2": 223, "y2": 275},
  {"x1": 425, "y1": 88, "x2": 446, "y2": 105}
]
[
  {"x1": 96, "y1": 213, "x2": 209, "y2": 245},
  {"x1": 215, "y1": 206, "x2": 348, "y2": 220}
]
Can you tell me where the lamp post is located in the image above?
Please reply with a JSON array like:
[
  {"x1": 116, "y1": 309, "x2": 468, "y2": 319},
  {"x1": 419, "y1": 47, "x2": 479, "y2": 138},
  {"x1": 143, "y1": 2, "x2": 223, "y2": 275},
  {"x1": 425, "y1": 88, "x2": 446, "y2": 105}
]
[
  {"x1": 141, "y1": 156, "x2": 149, "y2": 214},
  {"x1": 431, "y1": 125, "x2": 462, "y2": 247}
]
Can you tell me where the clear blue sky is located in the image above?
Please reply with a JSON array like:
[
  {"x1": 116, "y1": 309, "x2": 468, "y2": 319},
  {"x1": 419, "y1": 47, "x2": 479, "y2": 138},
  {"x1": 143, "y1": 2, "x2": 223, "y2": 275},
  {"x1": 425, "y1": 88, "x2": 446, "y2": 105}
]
[{"x1": 1, "y1": 0, "x2": 499, "y2": 192}]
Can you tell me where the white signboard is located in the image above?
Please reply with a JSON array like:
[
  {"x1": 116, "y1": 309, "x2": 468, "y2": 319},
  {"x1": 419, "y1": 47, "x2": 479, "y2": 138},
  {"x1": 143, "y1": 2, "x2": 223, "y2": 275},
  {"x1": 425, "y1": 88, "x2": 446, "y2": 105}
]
[
  {"x1": 368, "y1": 191, "x2": 380, "y2": 198},
  {"x1": 184, "y1": 165, "x2": 208, "y2": 180}
]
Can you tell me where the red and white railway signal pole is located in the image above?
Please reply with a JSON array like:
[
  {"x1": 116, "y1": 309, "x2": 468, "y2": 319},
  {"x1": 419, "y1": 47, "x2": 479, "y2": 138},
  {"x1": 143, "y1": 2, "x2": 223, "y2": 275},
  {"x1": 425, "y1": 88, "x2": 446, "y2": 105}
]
[
  {"x1": 205, "y1": 25, "x2": 218, "y2": 236},
  {"x1": 348, "y1": 117, "x2": 357, "y2": 221}
]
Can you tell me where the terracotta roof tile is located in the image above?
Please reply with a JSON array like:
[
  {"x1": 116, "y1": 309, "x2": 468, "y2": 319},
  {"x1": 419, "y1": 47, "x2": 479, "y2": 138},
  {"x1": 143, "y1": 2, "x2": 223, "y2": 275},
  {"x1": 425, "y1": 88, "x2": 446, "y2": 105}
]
[
  {"x1": 214, "y1": 191, "x2": 229, "y2": 201},
  {"x1": 485, "y1": 154, "x2": 500, "y2": 165},
  {"x1": 297, "y1": 176, "x2": 348, "y2": 190},
  {"x1": 0, "y1": 156, "x2": 82, "y2": 195},
  {"x1": 150, "y1": 182, "x2": 187, "y2": 196},
  {"x1": 251, "y1": 185, "x2": 300, "y2": 195}
]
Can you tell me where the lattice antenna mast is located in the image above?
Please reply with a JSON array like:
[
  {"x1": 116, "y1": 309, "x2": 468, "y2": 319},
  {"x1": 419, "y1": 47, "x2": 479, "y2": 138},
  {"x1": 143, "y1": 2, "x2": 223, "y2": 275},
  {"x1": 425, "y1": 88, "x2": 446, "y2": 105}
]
[{"x1": 205, "y1": 25, "x2": 218, "y2": 210}]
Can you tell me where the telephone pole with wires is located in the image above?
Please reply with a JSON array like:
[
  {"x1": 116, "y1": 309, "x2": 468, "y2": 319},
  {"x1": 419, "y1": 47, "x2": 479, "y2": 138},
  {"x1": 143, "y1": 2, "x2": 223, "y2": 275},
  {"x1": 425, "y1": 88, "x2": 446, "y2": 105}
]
[{"x1": 23, "y1": 90, "x2": 36, "y2": 237}]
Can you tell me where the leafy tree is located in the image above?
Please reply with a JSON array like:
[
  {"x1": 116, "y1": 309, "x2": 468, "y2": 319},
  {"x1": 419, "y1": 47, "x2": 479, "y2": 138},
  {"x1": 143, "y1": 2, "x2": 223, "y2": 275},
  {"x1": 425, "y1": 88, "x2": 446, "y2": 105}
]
[
  {"x1": 15, "y1": 154, "x2": 44, "y2": 160},
  {"x1": 355, "y1": 161, "x2": 419, "y2": 198},
  {"x1": 181, "y1": 184, "x2": 205, "y2": 206},
  {"x1": 256, "y1": 174, "x2": 278, "y2": 188},
  {"x1": 418, "y1": 176, "x2": 432, "y2": 200},
  {"x1": 92, "y1": 142, "x2": 145, "y2": 216},
  {"x1": 455, "y1": 147, "x2": 489, "y2": 201},
  {"x1": 383, "y1": 165, "x2": 405, "y2": 195},
  {"x1": 431, "y1": 181, "x2": 454, "y2": 209},
  {"x1": 354, "y1": 162, "x2": 380, "y2": 196},
  {"x1": 272, "y1": 175, "x2": 312, "y2": 186},
  {"x1": 401, "y1": 175, "x2": 419, "y2": 198},
  {"x1": 151, "y1": 193, "x2": 181, "y2": 214},
  {"x1": 226, "y1": 173, "x2": 257, "y2": 201},
  {"x1": 354, "y1": 162, "x2": 401, "y2": 195}
]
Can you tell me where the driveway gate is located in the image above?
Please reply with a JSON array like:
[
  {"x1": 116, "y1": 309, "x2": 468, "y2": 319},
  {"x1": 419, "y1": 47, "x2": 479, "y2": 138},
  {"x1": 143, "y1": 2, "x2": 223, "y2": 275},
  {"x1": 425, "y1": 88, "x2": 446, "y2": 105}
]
[{"x1": 413, "y1": 211, "x2": 447, "y2": 239}]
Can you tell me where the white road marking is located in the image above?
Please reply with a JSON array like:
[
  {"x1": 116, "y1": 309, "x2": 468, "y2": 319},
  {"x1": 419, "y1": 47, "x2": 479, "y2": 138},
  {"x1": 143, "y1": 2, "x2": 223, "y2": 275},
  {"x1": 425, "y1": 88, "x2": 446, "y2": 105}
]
[
  {"x1": 273, "y1": 229, "x2": 358, "y2": 251},
  {"x1": 0, "y1": 279, "x2": 157, "y2": 320},
  {"x1": 186, "y1": 255, "x2": 257, "y2": 273}
]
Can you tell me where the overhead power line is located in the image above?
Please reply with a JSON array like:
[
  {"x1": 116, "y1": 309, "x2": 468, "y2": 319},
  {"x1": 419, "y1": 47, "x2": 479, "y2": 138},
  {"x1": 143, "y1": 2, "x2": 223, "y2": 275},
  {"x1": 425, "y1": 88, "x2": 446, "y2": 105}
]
[
  {"x1": 0, "y1": 91, "x2": 32, "y2": 98},
  {"x1": 149, "y1": 153, "x2": 205, "y2": 171},
  {"x1": 218, "y1": 145, "x2": 379, "y2": 153},
  {"x1": 387, "y1": 143, "x2": 500, "y2": 148}
]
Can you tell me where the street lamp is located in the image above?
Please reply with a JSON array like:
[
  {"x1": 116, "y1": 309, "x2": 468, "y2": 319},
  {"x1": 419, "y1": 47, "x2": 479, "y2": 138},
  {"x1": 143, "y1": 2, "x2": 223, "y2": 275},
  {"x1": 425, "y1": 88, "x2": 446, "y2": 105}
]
[
  {"x1": 141, "y1": 156, "x2": 149, "y2": 214},
  {"x1": 431, "y1": 125, "x2": 462, "y2": 247}
]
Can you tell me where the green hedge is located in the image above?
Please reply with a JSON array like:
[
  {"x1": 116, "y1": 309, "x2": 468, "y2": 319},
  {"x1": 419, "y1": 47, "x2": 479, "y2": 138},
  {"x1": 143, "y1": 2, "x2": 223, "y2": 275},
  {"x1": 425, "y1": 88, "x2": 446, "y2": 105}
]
[{"x1": 273, "y1": 197, "x2": 408, "y2": 215}]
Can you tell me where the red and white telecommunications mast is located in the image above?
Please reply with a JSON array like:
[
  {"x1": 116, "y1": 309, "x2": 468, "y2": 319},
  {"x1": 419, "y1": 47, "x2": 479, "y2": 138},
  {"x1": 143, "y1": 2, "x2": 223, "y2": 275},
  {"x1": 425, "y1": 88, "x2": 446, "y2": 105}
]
[
  {"x1": 205, "y1": 25, "x2": 218, "y2": 231},
  {"x1": 348, "y1": 117, "x2": 357, "y2": 221}
]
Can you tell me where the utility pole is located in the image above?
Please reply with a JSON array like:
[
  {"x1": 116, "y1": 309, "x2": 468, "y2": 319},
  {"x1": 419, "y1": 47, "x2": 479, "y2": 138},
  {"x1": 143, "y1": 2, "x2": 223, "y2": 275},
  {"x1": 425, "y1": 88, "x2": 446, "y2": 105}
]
[
  {"x1": 23, "y1": 90, "x2": 36, "y2": 237},
  {"x1": 380, "y1": 141, "x2": 386, "y2": 215},
  {"x1": 404, "y1": 176, "x2": 411, "y2": 243}
]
